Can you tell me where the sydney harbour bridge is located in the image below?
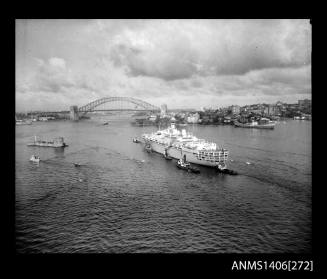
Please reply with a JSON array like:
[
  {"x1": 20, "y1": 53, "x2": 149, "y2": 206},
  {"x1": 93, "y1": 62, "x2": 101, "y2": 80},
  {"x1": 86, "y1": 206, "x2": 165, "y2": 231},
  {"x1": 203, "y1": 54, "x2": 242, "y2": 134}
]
[
  {"x1": 25, "y1": 97, "x2": 165, "y2": 120},
  {"x1": 69, "y1": 97, "x2": 161, "y2": 120}
]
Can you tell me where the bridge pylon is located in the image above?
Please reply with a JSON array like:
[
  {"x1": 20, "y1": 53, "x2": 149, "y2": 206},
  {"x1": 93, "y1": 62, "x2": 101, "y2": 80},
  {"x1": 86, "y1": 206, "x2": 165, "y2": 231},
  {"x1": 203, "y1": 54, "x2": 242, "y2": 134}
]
[{"x1": 70, "y1": 106, "x2": 79, "y2": 121}]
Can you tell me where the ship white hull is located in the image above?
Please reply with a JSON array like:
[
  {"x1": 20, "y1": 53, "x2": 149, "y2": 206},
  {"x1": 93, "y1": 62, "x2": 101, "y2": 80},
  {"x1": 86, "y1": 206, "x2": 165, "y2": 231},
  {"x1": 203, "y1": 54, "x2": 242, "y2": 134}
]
[
  {"x1": 234, "y1": 121, "x2": 275, "y2": 129},
  {"x1": 145, "y1": 141, "x2": 221, "y2": 168}
]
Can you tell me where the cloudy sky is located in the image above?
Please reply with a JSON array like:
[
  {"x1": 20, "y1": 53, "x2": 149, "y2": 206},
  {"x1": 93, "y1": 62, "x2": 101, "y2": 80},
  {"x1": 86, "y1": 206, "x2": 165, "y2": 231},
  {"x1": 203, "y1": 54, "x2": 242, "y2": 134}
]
[{"x1": 16, "y1": 19, "x2": 311, "y2": 112}]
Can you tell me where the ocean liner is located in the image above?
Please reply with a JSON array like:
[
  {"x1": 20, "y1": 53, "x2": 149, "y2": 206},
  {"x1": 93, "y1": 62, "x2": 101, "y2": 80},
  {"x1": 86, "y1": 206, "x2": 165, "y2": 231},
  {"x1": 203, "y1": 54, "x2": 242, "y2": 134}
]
[{"x1": 142, "y1": 123, "x2": 229, "y2": 170}]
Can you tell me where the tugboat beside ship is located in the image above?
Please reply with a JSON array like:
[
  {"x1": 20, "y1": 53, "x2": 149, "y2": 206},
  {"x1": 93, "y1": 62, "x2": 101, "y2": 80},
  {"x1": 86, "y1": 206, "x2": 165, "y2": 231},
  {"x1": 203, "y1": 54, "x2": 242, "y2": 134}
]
[{"x1": 176, "y1": 156, "x2": 200, "y2": 173}]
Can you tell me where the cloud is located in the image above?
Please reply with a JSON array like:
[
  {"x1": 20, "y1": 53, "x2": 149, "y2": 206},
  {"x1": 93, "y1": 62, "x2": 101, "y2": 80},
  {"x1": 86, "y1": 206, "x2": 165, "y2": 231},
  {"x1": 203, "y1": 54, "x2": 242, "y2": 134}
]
[
  {"x1": 15, "y1": 19, "x2": 311, "y2": 111},
  {"x1": 106, "y1": 19, "x2": 311, "y2": 80},
  {"x1": 160, "y1": 64, "x2": 311, "y2": 99}
]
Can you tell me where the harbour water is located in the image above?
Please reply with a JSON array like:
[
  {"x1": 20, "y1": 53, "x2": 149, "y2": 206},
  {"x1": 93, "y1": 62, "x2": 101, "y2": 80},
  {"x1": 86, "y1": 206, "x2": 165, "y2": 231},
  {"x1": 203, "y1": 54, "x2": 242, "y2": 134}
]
[{"x1": 15, "y1": 115, "x2": 312, "y2": 253}]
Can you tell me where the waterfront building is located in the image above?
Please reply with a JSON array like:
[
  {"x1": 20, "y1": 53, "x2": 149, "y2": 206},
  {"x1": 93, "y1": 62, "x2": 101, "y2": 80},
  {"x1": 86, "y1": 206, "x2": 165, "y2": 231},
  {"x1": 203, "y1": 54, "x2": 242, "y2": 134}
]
[
  {"x1": 187, "y1": 113, "x2": 200, "y2": 123},
  {"x1": 39, "y1": 117, "x2": 49, "y2": 121},
  {"x1": 223, "y1": 116, "x2": 231, "y2": 123},
  {"x1": 298, "y1": 99, "x2": 311, "y2": 107},
  {"x1": 241, "y1": 106, "x2": 250, "y2": 113},
  {"x1": 264, "y1": 105, "x2": 277, "y2": 116},
  {"x1": 249, "y1": 108, "x2": 263, "y2": 115},
  {"x1": 298, "y1": 99, "x2": 311, "y2": 113},
  {"x1": 230, "y1": 105, "x2": 241, "y2": 115},
  {"x1": 148, "y1": 115, "x2": 157, "y2": 122}
]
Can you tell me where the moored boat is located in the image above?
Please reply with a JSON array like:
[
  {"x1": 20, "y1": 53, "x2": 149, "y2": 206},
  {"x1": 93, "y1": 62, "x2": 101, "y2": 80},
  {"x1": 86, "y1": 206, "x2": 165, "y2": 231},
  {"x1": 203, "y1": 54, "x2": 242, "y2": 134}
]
[
  {"x1": 133, "y1": 138, "x2": 141, "y2": 143},
  {"x1": 234, "y1": 118, "x2": 275, "y2": 129},
  {"x1": 16, "y1": 119, "x2": 32, "y2": 125},
  {"x1": 27, "y1": 136, "x2": 68, "y2": 148}
]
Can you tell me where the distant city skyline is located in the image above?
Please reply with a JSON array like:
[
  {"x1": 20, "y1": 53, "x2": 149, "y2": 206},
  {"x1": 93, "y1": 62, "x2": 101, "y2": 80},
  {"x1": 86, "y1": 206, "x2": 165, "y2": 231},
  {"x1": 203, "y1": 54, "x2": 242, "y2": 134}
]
[{"x1": 16, "y1": 19, "x2": 311, "y2": 112}]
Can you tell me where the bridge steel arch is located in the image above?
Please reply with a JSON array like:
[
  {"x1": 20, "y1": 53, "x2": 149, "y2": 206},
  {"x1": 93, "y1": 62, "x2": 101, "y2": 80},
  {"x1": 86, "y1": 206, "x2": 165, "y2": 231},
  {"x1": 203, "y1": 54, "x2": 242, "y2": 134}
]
[{"x1": 78, "y1": 97, "x2": 160, "y2": 113}]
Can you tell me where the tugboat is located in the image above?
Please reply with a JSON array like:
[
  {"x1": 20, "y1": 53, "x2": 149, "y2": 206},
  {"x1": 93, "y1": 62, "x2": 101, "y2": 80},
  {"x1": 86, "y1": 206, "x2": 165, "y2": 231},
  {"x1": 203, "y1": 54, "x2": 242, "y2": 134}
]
[
  {"x1": 217, "y1": 167, "x2": 238, "y2": 175},
  {"x1": 30, "y1": 155, "x2": 40, "y2": 163},
  {"x1": 176, "y1": 157, "x2": 200, "y2": 173},
  {"x1": 177, "y1": 158, "x2": 190, "y2": 170},
  {"x1": 216, "y1": 163, "x2": 238, "y2": 175}
]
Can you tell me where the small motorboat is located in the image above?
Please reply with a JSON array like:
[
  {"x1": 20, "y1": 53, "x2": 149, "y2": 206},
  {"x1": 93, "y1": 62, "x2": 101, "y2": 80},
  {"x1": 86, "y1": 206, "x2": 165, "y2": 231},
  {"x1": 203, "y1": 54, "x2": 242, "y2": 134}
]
[
  {"x1": 73, "y1": 163, "x2": 81, "y2": 167},
  {"x1": 30, "y1": 155, "x2": 40, "y2": 163},
  {"x1": 246, "y1": 161, "x2": 251, "y2": 165},
  {"x1": 103, "y1": 122, "x2": 109, "y2": 125},
  {"x1": 133, "y1": 138, "x2": 141, "y2": 143}
]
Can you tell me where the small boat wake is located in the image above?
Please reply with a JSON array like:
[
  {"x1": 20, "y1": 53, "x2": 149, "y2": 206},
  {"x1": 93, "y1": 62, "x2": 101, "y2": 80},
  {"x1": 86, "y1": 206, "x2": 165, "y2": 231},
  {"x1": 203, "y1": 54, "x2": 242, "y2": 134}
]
[{"x1": 129, "y1": 157, "x2": 146, "y2": 165}]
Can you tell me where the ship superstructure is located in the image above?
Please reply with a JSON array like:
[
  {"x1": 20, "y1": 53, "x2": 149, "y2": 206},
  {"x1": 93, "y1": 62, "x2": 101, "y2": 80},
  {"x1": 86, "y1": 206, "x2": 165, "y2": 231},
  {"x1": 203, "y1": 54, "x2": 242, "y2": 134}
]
[{"x1": 142, "y1": 123, "x2": 228, "y2": 169}]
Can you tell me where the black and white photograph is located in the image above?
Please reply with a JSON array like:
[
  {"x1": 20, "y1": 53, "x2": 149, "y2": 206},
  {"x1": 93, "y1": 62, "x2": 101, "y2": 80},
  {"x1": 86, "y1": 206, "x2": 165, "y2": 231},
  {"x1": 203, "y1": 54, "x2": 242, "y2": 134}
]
[{"x1": 15, "y1": 19, "x2": 312, "y2": 256}]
